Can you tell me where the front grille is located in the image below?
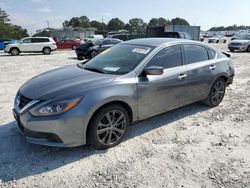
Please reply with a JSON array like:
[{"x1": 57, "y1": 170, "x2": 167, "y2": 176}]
[
  {"x1": 19, "y1": 95, "x2": 32, "y2": 109},
  {"x1": 230, "y1": 43, "x2": 242, "y2": 46}
]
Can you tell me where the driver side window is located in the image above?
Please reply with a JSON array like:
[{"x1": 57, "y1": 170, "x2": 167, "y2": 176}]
[
  {"x1": 23, "y1": 38, "x2": 32, "y2": 43},
  {"x1": 146, "y1": 45, "x2": 183, "y2": 69}
]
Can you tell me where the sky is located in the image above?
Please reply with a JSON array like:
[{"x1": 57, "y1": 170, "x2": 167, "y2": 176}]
[{"x1": 1, "y1": 0, "x2": 250, "y2": 34}]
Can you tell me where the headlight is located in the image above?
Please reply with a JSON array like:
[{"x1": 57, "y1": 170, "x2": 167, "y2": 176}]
[{"x1": 31, "y1": 97, "x2": 82, "y2": 116}]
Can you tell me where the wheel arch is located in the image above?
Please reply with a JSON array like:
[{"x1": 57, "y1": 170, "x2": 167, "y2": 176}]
[
  {"x1": 85, "y1": 100, "x2": 133, "y2": 144},
  {"x1": 10, "y1": 47, "x2": 20, "y2": 52},
  {"x1": 42, "y1": 46, "x2": 51, "y2": 51}
]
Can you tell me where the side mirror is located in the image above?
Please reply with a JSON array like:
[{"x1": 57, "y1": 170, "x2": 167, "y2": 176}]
[{"x1": 143, "y1": 66, "x2": 164, "y2": 76}]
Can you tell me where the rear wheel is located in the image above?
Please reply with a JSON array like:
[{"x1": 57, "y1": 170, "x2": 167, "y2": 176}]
[
  {"x1": 43, "y1": 47, "x2": 51, "y2": 55},
  {"x1": 204, "y1": 78, "x2": 226, "y2": 107},
  {"x1": 77, "y1": 55, "x2": 84, "y2": 60},
  {"x1": 10, "y1": 48, "x2": 19, "y2": 56},
  {"x1": 90, "y1": 50, "x2": 98, "y2": 58},
  {"x1": 87, "y1": 104, "x2": 130, "y2": 150}
]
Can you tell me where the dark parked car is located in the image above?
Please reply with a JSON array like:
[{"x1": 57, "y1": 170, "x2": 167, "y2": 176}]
[
  {"x1": 163, "y1": 32, "x2": 194, "y2": 40},
  {"x1": 106, "y1": 34, "x2": 129, "y2": 41},
  {"x1": 13, "y1": 38, "x2": 234, "y2": 150},
  {"x1": 75, "y1": 38, "x2": 122, "y2": 60}
]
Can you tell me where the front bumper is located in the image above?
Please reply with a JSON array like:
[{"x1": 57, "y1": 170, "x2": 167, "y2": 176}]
[
  {"x1": 228, "y1": 44, "x2": 248, "y2": 51},
  {"x1": 13, "y1": 102, "x2": 89, "y2": 147}
]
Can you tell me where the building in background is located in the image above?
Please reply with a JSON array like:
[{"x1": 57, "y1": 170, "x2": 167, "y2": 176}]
[{"x1": 34, "y1": 27, "x2": 97, "y2": 40}]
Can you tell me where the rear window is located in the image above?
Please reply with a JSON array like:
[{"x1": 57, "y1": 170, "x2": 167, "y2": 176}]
[
  {"x1": 163, "y1": 32, "x2": 180, "y2": 38},
  {"x1": 184, "y1": 44, "x2": 209, "y2": 64}
]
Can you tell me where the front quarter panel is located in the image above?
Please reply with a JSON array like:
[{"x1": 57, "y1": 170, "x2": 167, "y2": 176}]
[{"x1": 80, "y1": 74, "x2": 138, "y2": 144}]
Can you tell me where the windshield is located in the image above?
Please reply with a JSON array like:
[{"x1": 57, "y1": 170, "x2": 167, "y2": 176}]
[
  {"x1": 81, "y1": 44, "x2": 153, "y2": 75},
  {"x1": 237, "y1": 35, "x2": 250, "y2": 40}
]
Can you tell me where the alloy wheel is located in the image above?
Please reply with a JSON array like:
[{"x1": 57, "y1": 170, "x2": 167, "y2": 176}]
[
  {"x1": 211, "y1": 80, "x2": 225, "y2": 106},
  {"x1": 91, "y1": 51, "x2": 98, "y2": 58},
  {"x1": 96, "y1": 110, "x2": 126, "y2": 146}
]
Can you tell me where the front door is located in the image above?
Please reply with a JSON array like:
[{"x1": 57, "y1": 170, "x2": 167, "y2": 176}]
[{"x1": 137, "y1": 45, "x2": 188, "y2": 119}]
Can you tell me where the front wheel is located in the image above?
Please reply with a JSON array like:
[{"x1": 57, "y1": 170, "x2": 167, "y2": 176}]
[
  {"x1": 87, "y1": 104, "x2": 130, "y2": 150},
  {"x1": 10, "y1": 48, "x2": 19, "y2": 56},
  {"x1": 90, "y1": 50, "x2": 98, "y2": 58},
  {"x1": 204, "y1": 78, "x2": 226, "y2": 107}
]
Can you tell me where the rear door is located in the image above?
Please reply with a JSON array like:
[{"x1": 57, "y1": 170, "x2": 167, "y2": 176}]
[
  {"x1": 183, "y1": 44, "x2": 218, "y2": 104},
  {"x1": 137, "y1": 45, "x2": 188, "y2": 119}
]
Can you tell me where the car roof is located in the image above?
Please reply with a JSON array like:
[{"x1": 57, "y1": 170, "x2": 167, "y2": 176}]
[{"x1": 123, "y1": 38, "x2": 197, "y2": 47}]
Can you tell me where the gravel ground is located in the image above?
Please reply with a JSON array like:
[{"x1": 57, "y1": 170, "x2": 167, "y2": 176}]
[{"x1": 0, "y1": 41, "x2": 250, "y2": 188}]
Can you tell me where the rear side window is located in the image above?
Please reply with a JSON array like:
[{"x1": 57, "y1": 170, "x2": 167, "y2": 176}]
[
  {"x1": 32, "y1": 38, "x2": 50, "y2": 43},
  {"x1": 111, "y1": 39, "x2": 121, "y2": 44},
  {"x1": 208, "y1": 48, "x2": 216, "y2": 59},
  {"x1": 184, "y1": 45, "x2": 209, "y2": 64},
  {"x1": 146, "y1": 45, "x2": 182, "y2": 69},
  {"x1": 102, "y1": 39, "x2": 111, "y2": 45}
]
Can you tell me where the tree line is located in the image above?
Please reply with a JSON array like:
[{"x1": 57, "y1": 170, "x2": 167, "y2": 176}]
[
  {"x1": 0, "y1": 8, "x2": 29, "y2": 39},
  {"x1": 209, "y1": 25, "x2": 250, "y2": 31},
  {"x1": 62, "y1": 16, "x2": 190, "y2": 34}
]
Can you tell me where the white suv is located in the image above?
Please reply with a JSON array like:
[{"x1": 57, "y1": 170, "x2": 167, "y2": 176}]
[{"x1": 4, "y1": 37, "x2": 57, "y2": 56}]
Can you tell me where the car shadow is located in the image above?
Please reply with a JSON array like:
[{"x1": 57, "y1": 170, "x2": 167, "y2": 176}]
[{"x1": 0, "y1": 103, "x2": 208, "y2": 182}]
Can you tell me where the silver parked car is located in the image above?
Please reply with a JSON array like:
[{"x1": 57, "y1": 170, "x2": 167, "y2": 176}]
[
  {"x1": 13, "y1": 38, "x2": 235, "y2": 149},
  {"x1": 228, "y1": 35, "x2": 250, "y2": 52},
  {"x1": 208, "y1": 35, "x2": 227, "y2": 43}
]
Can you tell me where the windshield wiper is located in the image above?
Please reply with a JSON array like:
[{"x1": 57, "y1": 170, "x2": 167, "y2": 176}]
[{"x1": 84, "y1": 67, "x2": 106, "y2": 74}]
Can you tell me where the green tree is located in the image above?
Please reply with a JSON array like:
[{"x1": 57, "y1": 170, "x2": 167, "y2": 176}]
[
  {"x1": 0, "y1": 7, "x2": 10, "y2": 23},
  {"x1": 90, "y1": 20, "x2": 107, "y2": 30},
  {"x1": 148, "y1": 17, "x2": 170, "y2": 26},
  {"x1": 0, "y1": 8, "x2": 29, "y2": 39},
  {"x1": 63, "y1": 16, "x2": 90, "y2": 28},
  {"x1": 128, "y1": 18, "x2": 147, "y2": 34},
  {"x1": 171, "y1": 17, "x2": 190, "y2": 25},
  {"x1": 107, "y1": 18, "x2": 125, "y2": 31}
]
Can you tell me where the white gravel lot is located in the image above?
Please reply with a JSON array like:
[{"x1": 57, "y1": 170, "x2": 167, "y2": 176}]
[{"x1": 0, "y1": 41, "x2": 250, "y2": 188}]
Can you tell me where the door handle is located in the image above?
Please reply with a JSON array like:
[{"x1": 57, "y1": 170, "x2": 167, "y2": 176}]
[
  {"x1": 178, "y1": 74, "x2": 187, "y2": 80},
  {"x1": 210, "y1": 65, "x2": 216, "y2": 70}
]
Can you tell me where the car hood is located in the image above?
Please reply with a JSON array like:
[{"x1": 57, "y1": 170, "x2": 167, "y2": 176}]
[
  {"x1": 6, "y1": 43, "x2": 19, "y2": 47},
  {"x1": 20, "y1": 64, "x2": 118, "y2": 100},
  {"x1": 230, "y1": 39, "x2": 250, "y2": 44}
]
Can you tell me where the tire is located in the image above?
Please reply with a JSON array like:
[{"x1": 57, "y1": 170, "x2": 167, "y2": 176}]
[
  {"x1": 43, "y1": 47, "x2": 51, "y2": 55},
  {"x1": 204, "y1": 78, "x2": 226, "y2": 107},
  {"x1": 247, "y1": 45, "x2": 250, "y2": 52},
  {"x1": 216, "y1": 40, "x2": 219, "y2": 43},
  {"x1": 77, "y1": 56, "x2": 84, "y2": 60},
  {"x1": 223, "y1": 40, "x2": 226, "y2": 43},
  {"x1": 10, "y1": 48, "x2": 19, "y2": 56},
  {"x1": 229, "y1": 49, "x2": 234, "y2": 52},
  {"x1": 87, "y1": 104, "x2": 130, "y2": 150},
  {"x1": 90, "y1": 50, "x2": 98, "y2": 58}
]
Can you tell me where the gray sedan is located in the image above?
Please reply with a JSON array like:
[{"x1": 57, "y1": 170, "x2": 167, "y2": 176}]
[
  {"x1": 13, "y1": 38, "x2": 235, "y2": 149},
  {"x1": 228, "y1": 35, "x2": 250, "y2": 52}
]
